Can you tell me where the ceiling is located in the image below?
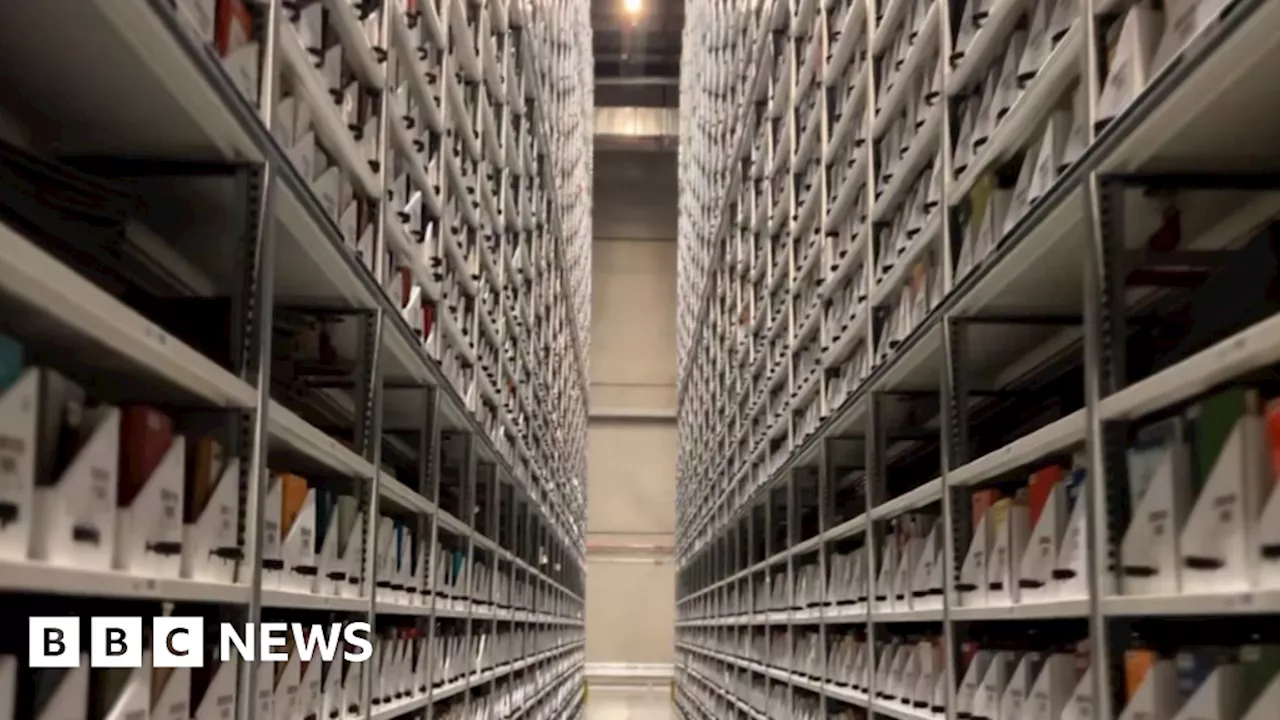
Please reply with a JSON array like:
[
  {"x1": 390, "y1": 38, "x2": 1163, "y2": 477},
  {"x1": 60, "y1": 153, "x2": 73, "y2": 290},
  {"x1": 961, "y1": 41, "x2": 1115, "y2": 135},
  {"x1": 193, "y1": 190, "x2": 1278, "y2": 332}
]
[{"x1": 592, "y1": 0, "x2": 683, "y2": 108}]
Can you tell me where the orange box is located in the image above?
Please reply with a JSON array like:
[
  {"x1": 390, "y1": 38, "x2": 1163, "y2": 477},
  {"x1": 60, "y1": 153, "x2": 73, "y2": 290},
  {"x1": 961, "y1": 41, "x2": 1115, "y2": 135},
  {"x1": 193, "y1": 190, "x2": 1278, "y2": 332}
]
[
  {"x1": 185, "y1": 436, "x2": 224, "y2": 522},
  {"x1": 1125, "y1": 648, "x2": 1157, "y2": 700},
  {"x1": 280, "y1": 473, "x2": 310, "y2": 536}
]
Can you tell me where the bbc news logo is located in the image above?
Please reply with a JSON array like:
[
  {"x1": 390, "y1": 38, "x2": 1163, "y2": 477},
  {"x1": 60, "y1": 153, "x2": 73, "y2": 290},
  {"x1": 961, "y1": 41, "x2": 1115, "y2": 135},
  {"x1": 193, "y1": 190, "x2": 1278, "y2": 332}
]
[{"x1": 29, "y1": 618, "x2": 373, "y2": 668}]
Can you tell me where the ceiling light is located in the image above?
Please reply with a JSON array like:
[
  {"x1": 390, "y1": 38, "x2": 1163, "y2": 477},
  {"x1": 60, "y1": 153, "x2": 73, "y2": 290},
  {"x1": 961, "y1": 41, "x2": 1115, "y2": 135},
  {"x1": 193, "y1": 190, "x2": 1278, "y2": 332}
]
[{"x1": 623, "y1": 0, "x2": 642, "y2": 16}]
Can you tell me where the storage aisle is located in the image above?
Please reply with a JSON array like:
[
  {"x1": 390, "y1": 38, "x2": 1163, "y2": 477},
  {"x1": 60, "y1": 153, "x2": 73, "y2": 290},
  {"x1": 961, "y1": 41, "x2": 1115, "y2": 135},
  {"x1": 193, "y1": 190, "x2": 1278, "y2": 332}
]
[
  {"x1": 586, "y1": 686, "x2": 676, "y2": 720},
  {"x1": 0, "y1": 1, "x2": 591, "y2": 719},
  {"x1": 674, "y1": 0, "x2": 1280, "y2": 716}
]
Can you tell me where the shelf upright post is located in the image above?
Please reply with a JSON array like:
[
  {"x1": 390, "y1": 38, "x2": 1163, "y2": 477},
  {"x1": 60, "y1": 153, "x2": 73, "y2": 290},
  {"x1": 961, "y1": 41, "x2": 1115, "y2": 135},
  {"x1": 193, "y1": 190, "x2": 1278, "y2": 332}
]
[
  {"x1": 816, "y1": 0, "x2": 831, "y2": 418},
  {"x1": 940, "y1": 315, "x2": 970, "y2": 720},
  {"x1": 484, "y1": 462, "x2": 500, "y2": 697},
  {"x1": 865, "y1": 391, "x2": 888, "y2": 707},
  {"x1": 459, "y1": 429, "x2": 478, "y2": 717},
  {"x1": 503, "y1": 477, "x2": 516, "y2": 616},
  {"x1": 257, "y1": 0, "x2": 282, "y2": 128},
  {"x1": 817, "y1": 436, "x2": 833, "y2": 716},
  {"x1": 373, "y1": 1, "x2": 391, "y2": 286},
  {"x1": 764, "y1": 479, "x2": 777, "y2": 694},
  {"x1": 937, "y1": 0, "x2": 956, "y2": 293},
  {"x1": 230, "y1": 157, "x2": 279, "y2": 720},
  {"x1": 355, "y1": 308, "x2": 386, "y2": 719},
  {"x1": 421, "y1": 387, "x2": 444, "y2": 717},
  {"x1": 1080, "y1": 0, "x2": 1115, "y2": 710},
  {"x1": 522, "y1": 499, "x2": 536, "y2": 683},
  {"x1": 716, "y1": 520, "x2": 727, "y2": 622},
  {"x1": 859, "y1": 0, "x2": 879, "y2": 357},
  {"x1": 785, "y1": 470, "x2": 798, "y2": 716},
  {"x1": 231, "y1": 1, "x2": 282, "y2": 716}
]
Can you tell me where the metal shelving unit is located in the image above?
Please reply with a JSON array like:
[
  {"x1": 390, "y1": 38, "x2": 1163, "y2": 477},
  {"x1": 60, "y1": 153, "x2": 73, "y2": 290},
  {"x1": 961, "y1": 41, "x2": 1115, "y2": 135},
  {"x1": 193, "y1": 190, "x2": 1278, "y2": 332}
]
[
  {"x1": 676, "y1": 0, "x2": 1280, "y2": 715},
  {"x1": 0, "y1": 1, "x2": 588, "y2": 719}
]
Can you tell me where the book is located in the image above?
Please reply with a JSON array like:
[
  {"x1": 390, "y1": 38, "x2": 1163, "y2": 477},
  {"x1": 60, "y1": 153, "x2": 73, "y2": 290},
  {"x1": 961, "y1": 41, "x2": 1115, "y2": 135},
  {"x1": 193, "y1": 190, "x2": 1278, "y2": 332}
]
[
  {"x1": 972, "y1": 488, "x2": 1002, "y2": 528},
  {"x1": 1187, "y1": 387, "x2": 1252, "y2": 498},
  {"x1": 184, "y1": 436, "x2": 225, "y2": 523},
  {"x1": 38, "y1": 372, "x2": 102, "y2": 485},
  {"x1": 0, "y1": 334, "x2": 22, "y2": 394},
  {"x1": 336, "y1": 495, "x2": 359, "y2": 555},
  {"x1": 1266, "y1": 398, "x2": 1280, "y2": 487},
  {"x1": 1239, "y1": 643, "x2": 1280, "y2": 712},
  {"x1": 1028, "y1": 464, "x2": 1065, "y2": 528},
  {"x1": 280, "y1": 473, "x2": 310, "y2": 537},
  {"x1": 119, "y1": 406, "x2": 174, "y2": 507},
  {"x1": 1176, "y1": 647, "x2": 1233, "y2": 704},
  {"x1": 1124, "y1": 647, "x2": 1158, "y2": 700},
  {"x1": 314, "y1": 490, "x2": 334, "y2": 552},
  {"x1": 1126, "y1": 417, "x2": 1183, "y2": 510},
  {"x1": 1064, "y1": 464, "x2": 1087, "y2": 513}
]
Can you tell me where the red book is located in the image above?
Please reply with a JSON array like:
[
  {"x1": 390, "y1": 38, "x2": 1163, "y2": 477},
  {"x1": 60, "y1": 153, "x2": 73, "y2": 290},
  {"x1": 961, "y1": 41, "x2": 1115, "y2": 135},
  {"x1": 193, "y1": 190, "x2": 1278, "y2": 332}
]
[
  {"x1": 119, "y1": 406, "x2": 174, "y2": 506},
  {"x1": 1265, "y1": 398, "x2": 1280, "y2": 487},
  {"x1": 423, "y1": 303, "x2": 436, "y2": 338},
  {"x1": 1027, "y1": 465, "x2": 1065, "y2": 528},
  {"x1": 399, "y1": 268, "x2": 413, "y2": 309},
  {"x1": 214, "y1": 0, "x2": 253, "y2": 57}
]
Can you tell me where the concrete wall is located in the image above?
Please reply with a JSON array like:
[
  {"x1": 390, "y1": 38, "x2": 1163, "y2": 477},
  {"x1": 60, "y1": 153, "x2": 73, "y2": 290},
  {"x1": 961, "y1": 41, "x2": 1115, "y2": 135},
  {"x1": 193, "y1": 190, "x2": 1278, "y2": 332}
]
[
  {"x1": 592, "y1": 150, "x2": 678, "y2": 241},
  {"x1": 586, "y1": 148, "x2": 678, "y2": 677}
]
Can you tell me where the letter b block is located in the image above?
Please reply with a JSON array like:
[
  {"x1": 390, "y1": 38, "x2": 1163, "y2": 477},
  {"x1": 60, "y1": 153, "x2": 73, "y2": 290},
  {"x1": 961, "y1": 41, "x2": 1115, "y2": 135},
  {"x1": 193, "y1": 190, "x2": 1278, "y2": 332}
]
[
  {"x1": 30, "y1": 617, "x2": 81, "y2": 668},
  {"x1": 91, "y1": 617, "x2": 143, "y2": 667}
]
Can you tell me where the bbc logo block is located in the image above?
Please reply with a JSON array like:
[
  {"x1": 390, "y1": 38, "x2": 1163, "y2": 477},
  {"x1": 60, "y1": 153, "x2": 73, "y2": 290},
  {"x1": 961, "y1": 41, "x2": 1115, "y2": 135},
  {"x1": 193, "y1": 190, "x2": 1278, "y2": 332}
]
[{"x1": 30, "y1": 617, "x2": 203, "y2": 668}]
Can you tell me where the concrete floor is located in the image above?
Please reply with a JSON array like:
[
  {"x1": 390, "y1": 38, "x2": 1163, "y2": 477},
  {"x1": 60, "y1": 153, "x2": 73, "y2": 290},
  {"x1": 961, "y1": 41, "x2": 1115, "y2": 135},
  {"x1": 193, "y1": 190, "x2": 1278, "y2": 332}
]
[{"x1": 585, "y1": 684, "x2": 674, "y2": 720}]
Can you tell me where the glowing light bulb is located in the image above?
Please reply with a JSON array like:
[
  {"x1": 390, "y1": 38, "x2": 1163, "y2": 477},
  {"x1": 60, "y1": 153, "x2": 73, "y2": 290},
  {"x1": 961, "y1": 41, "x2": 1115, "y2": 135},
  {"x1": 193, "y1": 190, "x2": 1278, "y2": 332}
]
[{"x1": 623, "y1": 0, "x2": 642, "y2": 16}]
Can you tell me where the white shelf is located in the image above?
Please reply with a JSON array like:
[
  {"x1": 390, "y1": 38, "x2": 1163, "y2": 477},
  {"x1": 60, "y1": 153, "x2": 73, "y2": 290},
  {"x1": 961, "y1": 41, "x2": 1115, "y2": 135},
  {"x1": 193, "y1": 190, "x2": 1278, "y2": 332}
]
[
  {"x1": 0, "y1": 560, "x2": 250, "y2": 603},
  {"x1": 875, "y1": 699, "x2": 943, "y2": 720},
  {"x1": 1103, "y1": 589, "x2": 1280, "y2": 617},
  {"x1": 383, "y1": 208, "x2": 443, "y2": 304},
  {"x1": 261, "y1": 589, "x2": 369, "y2": 612},
  {"x1": 870, "y1": 477, "x2": 942, "y2": 520},
  {"x1": 390, "y1": 9, "x2": 446, "y2": 134},
  {"x1": 447, "y1": 0, "x2": 483, "y2": 83},
  {"x1": 869, "y1": 210, "x2": 944, "y2": 309},
  {"x1": 871, "y1": 607, "x2": 944, "y2": 622},
  {"x1": 825, "y1": 604, "x2": 870, "y2": 623},
  {"x1": 269, "y1": 400, "x2": 377, "y2": 479},
  {"x1": 1100, "y1": 310, "x2": 1280, "y2": 422},
  {"x1": 825, "y1": 1, "x2": 870, "y2": 86},
  {"x1": 946, "y1": 0, "x2": 1031, "y2": 96},
  {"x1": 0, "y1": 219, "x2": 258, "y2": 409},
  {"x1": 947, "y1": 409, "x2": 1085, "y2": 487},
  {"x1": 279, "y1": 22, "x2": 380, "y2": 200},
  {"x1": 871, "y1": 3, "x2": 939, "y2": 138},
  {"x1": 826, "y1": 684, "x2": 871, "y2": 707},
  {"x1": 321, "y1": 0, "x2": 384, "y2": 88},
  {"x1": 950, "y1": 24, "x2": 1083, "y2": 203},
  {"x1": 825, "y1": 148, "x2": 871, "y2": 232},
  {"x1": 873, "y1": 105, "x2": 943, "y2": 221},
  {"x1": 872, "y1": 0, "x2": 917, "y2": 55},
  {"x1": 950, "y1": 597, "x2": 1088, "y2": 620}
]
